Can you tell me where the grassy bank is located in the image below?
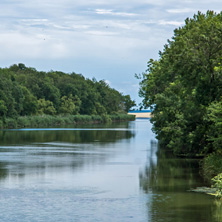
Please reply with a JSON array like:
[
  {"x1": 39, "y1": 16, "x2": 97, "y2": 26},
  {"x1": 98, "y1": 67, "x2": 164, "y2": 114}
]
[{"x1": 0, "y1": 114, "x2": 135, "y2": 129}]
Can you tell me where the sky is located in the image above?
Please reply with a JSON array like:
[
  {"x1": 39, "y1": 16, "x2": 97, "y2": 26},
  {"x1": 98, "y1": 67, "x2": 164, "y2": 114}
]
[{"x1": 0, "y1": 0, "x2": 221, "y2": 106}]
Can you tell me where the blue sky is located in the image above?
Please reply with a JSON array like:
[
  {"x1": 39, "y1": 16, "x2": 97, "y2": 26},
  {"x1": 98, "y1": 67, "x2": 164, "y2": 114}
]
[{"x1": 0, "y1": 0, "x2": 221, "y2": 106}]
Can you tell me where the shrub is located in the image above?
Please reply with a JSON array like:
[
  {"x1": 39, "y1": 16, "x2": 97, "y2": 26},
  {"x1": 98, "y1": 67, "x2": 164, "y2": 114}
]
[
  {"x1": 203, "y1": 152, "x2": 222, "y2": 179},
  {"x1": 5, "y1": 118, "x2": 17, "y2": 128},
  {"x1": 17, "y1": 116, "x2": 30, "y2": 128},
  {"x1": 212, "y1": 173, "x2": 222, "y2": 198}
]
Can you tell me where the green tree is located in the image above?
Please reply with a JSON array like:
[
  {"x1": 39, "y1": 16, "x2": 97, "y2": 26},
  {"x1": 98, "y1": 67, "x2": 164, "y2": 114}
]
[
  {"x1": 41, "y1": 79, "x2": 61, "y2": 110},
  {"x1": 95, "y1": 102, "x2": 107, "y2": 115},
  {"x1": 59, "y1": 94, "x2": 81, "y2": 115},
  {"x1": 37, "y1": 99, "x2": 56, "y2": 115},
  {"x1": 206, "y1": 99, "x2": 222, "y2": 153},
  {"x1": 138, "y1": 11, "x2": 222, "y2": 155},
  {"x1": 0, "y1": 100, "x2": 7, "y2": 119},
  {"x1": 20, "y1": 86, "x2": 38, "y2": 116},
  {"x1": 123, "y1": 95, "x2": 136, "y2": 112},
  {"x1": 0, "y1": 63, "x2": 136, "y2": 119}
]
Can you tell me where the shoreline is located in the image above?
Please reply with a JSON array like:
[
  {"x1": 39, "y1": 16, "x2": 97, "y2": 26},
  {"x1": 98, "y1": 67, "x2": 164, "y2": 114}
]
[
  {"x1": 128, "y1": 112, "x2": 152, "y2": 118},
  {"x1": 0, "y1": 114, "x2": 136, "y2": 129}
]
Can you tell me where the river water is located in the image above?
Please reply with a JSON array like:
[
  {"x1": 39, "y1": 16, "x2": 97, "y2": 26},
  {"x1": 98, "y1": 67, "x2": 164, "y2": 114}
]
[{"x1": 0, "y1": 119, "x2": 221, "y2": 222}]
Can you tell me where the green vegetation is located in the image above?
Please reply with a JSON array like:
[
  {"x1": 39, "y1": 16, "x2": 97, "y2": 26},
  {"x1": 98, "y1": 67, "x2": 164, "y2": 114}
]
[
  {"x1": 212, "y1": 173, "x2": 222, "y2": 198},
  {"x1": 0, "y1": 114, "x2": 135, "y2": 129},
  {"x1": 137, "y1": 11, "x2": 222, "y2": 179},
  {"x1": 203, "y1": 153, "x2": 222, "y2": 179},
  {"x1": 0, "y1": 63, "x2": 136, "y2": 127}
]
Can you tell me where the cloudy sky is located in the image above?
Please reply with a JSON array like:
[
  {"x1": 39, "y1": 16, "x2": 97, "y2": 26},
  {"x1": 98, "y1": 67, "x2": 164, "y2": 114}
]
[{"x1": 0, "y1": 0, "x2": 221, "y2": 105}]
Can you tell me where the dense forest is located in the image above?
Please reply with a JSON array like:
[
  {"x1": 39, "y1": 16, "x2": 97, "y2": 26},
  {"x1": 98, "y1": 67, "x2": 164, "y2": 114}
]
[
  {"x1": 0, "y1": 63, "x2": 135, "y2": 120},
  {"x1": 138, "y1": 11, "x2": 222, "y2": 167}
]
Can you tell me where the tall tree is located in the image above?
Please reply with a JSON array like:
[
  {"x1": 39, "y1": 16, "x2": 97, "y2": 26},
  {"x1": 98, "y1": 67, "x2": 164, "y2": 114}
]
[
  {"x1": 0, "y1": 63, "x2": 136, "y2": 118},
  {"x1": 138, "y1": 11, "x2": 222, "y2": 155}
]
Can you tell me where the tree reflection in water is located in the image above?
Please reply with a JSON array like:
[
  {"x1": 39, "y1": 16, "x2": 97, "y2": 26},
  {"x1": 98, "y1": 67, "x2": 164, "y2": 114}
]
[
  {"x1": 0, "y1": 162, "x2": 8, "y2": 180},
  {"x1": 0, "y1": 123, "x2": 135, "y2": 183},
  {"x1": 139, "y1": 140, "x2": 222, "y2": 222}
]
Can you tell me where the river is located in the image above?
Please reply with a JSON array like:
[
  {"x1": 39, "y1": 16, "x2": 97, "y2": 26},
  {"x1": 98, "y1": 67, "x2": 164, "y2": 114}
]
[{"x1": 0, "y1": 119, "x2": 220, "y2": 221}]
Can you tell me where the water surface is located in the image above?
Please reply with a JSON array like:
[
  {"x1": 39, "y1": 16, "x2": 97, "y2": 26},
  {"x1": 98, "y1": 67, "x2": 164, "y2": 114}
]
[{"x1": 0, "y1": 120, "x2": 220, "y2": 221}]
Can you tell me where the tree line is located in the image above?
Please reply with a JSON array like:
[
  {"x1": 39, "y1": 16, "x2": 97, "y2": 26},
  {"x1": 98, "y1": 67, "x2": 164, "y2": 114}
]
[
  {"x1": 138, "y1": 11, "x2": 222, "y2": 156},
  {"x1": 0, "y1": 63, "x2": 136, "y2": 120}
]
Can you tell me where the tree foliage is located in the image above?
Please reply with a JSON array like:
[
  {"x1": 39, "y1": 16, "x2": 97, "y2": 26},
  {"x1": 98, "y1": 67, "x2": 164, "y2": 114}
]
[
  {"x1": 206, "y1": 98, "x2": 222, "y2": 153},
  {"x1": 0, "y1": 63, "x2": 135, "y2": 120},
  {"x1": 138, "y1": 11, "x2": 222, "y2": 155}
]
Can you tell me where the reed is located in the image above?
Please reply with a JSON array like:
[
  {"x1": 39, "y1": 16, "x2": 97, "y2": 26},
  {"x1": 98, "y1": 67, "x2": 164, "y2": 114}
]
[{"x1": 0, "y1": 114, "x2": 135, "y2": 129}]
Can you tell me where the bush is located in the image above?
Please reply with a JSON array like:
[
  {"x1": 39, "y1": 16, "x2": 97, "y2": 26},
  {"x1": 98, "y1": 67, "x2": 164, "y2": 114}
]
[
  {"x1": 203, "y1": 152, "x2": 222, "y2": 179},
  {"x1": 17, "y1": 116, "x2": 30, "y2": 128},
  {"x1": 101, "y1": 114, "x2": 112, "y2": 123},
  {"x1": 212, "y1": 173, "x2": 222, "y2": 198},
  {"x1": 5, "y1": 118, "x2": 17, "y2": 128}
]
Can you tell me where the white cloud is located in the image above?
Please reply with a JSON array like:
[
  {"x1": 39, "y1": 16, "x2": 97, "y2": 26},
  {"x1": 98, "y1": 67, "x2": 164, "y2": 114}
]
[
  {"x1": 85, "y1": 30, "x2": 118, "y2": 36},
  {"x1": 0, "y1": 0, "x2": 222, "y2": 103},
  {"x1": 0, "y1": 31, "x2": 68, "y2": 60},
  {"x1": 158, "y1": 20, "x2": 184, "y2": 26},
  {"x1": 95, "y1": 9, "x2": 137, "y2": 17},
  {"x1": 21, "y1": 19, "x2": 49, "y2": 23},
  {"x1": 95, "y1": 9, "x2": 113, "y2": 15},
  {"x1": 166, "y1": 8, "x2": 196, "y2": 14}
]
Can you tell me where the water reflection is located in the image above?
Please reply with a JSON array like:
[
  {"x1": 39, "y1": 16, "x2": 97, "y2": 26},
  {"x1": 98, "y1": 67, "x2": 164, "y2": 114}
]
[
  {"x1": 140, "y1": 141, "x2": 205, "y2": 192},
  {"x1": 140, "y1": 140, "x2": 221, "y2": 222},
  {"x1": 0, "y1": 123, "x2": 135, "y2": 184},
  {"x1": 0, "y1": 120, "x2": 221, "y2": 221},
  {"x1": 0, "y1": 124, "x2": 134, "y2": 145},
  {"x1": 0, "y1": 162, "x2": 7, "y2": 179},
  {"x1": 0, "y1": 121, "x2": 149, "y2": 222}
]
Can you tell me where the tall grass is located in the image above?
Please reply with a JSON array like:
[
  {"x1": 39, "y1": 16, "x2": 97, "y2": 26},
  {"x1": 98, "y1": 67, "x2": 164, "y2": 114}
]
[{"x1": 0, "y1": 114, "x2": 135, "y2": 129}]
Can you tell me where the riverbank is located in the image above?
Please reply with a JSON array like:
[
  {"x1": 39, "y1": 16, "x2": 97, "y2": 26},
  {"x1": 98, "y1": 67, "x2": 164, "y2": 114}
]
[{"x1": 0, "y1": 114, "x2": 135, "y2": 129}]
